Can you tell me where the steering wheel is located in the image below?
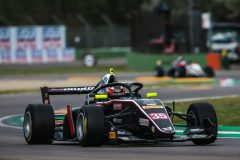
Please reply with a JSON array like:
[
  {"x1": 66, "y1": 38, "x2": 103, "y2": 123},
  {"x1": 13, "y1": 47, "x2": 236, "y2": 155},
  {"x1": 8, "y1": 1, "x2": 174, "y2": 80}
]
[{"x1": 91, "y1": 82, "x2": 134, "y2": 99}]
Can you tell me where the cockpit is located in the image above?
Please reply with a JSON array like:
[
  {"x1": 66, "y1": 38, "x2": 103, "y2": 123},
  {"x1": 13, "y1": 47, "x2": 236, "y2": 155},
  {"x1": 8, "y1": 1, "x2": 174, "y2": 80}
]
[{"x1": 85, "y1": 69, "x2": 143, "y2": 104}]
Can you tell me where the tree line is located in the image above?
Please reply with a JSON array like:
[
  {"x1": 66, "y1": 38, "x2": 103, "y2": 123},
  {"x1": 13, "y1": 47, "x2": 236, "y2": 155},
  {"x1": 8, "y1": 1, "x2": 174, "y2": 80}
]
[{"x1": 0, "y1": 0, "x2": 239, "y2": 26}]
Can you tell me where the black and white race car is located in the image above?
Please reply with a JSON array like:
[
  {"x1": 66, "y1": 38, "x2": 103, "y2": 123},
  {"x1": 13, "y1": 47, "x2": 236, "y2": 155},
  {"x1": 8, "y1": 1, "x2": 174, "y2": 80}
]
[
  {"x1": 23, "y1": 69, "x2": 218, "y2": 146},
  {"x1": 155, "y1": 56, "x2": 215, "y2": 77}
]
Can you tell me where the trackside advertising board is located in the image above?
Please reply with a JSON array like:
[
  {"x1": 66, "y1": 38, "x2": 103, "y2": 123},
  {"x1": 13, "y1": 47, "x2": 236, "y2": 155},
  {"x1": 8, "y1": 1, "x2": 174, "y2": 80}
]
[
  {"x1": 0, "y1": 26, "x2": 75, "y2": 64},
  {"x1": 0, "y1": 27, "x2": 11, "y2": 50},
  {"x1": 0, "y1": 27, "x2": 11, "y2": 63},
  {"x1": 42, "y1": 26, "x2": 65, "y2": 49},
  {"x1": 16, "y1": 27, "x2": 37, "y2": 50}
]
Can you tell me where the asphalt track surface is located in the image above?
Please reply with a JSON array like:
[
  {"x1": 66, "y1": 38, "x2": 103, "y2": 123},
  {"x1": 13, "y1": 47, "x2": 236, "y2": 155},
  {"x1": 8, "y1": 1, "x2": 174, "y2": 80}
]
[{"x1": 0, "y1": 71, "x2": 240, "y2": 160}]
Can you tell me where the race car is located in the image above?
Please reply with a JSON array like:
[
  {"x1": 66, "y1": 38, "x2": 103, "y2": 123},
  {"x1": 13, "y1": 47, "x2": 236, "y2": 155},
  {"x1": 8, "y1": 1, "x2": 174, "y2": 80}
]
[
  {"x1": 23, "y1": 69, "x2": 218, "y2": 146},
  {"x1": 155, "y1": 56, "x2": 215, "y2": 77}
]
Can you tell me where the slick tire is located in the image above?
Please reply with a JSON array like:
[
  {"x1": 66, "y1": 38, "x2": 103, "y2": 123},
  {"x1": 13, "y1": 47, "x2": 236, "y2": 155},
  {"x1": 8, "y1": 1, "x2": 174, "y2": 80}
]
[
  {"x1": 76, "y1": 106, "x2": 104, "y2": 147},
  {"x1": 187, "y1": 102, "x2": 218, "y2": 145},
  {"x1": 175, "y1": 67, "x2": 186, "y2": 77},
  {"x1": 168, "y1": 68, "x2": 175, "y2": 77},
  {"x1": 204, "y1": 66, "x2": 215, "y2": 77},
  {"x1": 23, "y1": 104, "x2": 55, "y2": 144},
  {"x1": 155, "y1": 66, "x2": 165, "y2": 77}
]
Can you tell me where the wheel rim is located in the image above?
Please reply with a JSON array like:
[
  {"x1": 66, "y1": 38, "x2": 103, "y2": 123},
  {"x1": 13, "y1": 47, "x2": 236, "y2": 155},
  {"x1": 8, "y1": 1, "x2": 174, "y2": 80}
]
[
  {"x1": 23, "y1": 111, "x2": 32, "y2": 140},
  {"x1": 76, "y1": 113, "x2": 85, "y2": 141},
  {"x1": 188, "y1": 111, "x2": 197, "y2": 127}
]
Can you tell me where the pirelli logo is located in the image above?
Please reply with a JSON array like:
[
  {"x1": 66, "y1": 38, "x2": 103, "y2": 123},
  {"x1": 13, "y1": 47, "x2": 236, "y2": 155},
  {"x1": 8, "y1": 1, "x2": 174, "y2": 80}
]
[{"x1": 142, "y1": 105, "x2": 163, "y2": 109}]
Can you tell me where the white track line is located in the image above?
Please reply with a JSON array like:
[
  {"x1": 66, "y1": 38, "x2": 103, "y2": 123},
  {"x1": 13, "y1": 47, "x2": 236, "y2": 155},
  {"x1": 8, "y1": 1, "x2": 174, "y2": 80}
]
[
  {"x1": 0, "y1": 114, "x2": 23, "y2": 129},
  {"x1": 176, "y1": 130, "x2": 240, "y2": 135}
]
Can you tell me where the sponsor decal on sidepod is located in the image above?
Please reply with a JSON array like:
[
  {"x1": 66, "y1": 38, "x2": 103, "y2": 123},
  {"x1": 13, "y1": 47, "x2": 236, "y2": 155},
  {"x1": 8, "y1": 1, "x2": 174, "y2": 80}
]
[
  {"x1": 162, "y1": 126, "x2": 173, "y2": 132},
  {"x1": 139, "y1": 118, "x2": 150, "y2": 126},
  {"x1": 113, "y1": 103, "x2": 123, "y2": 110}
]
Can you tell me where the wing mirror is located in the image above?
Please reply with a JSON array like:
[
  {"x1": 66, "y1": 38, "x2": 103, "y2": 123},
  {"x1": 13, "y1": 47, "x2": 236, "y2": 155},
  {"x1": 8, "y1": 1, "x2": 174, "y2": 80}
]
[
  {"x1": 95, "y1": 94, "x2": 108, "y2": 100},
  {"x1": 146, "y1": 92, "x2": 158, "y2": 98}
]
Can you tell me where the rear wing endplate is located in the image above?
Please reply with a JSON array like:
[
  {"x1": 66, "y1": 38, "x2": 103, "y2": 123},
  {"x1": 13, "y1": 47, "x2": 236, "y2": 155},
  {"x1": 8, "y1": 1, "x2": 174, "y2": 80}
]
[{"x1": 41, "y1": 86, "x2": 95, "y2": 104}]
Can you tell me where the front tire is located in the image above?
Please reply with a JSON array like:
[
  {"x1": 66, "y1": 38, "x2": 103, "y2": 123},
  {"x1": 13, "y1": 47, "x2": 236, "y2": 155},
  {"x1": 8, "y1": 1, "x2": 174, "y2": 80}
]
[
  {"x1": 175, "y1": 67, "x2": 186, "y2": 77},
  {"x1": 187, "y1": 102, "x2": 218, "y2": 145},
  {"x1": 76, "y1": 106, "x2": 104, "y2": 146},
  {"x1": 23, "y1": 104, "x2": 55, "y2": 144}
]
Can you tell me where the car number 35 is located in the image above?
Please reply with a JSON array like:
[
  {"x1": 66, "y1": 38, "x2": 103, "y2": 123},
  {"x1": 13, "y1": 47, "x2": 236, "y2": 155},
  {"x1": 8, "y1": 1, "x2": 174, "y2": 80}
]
[{"x1": 148, "y1": 113, "x2": 168, "y2": 120}]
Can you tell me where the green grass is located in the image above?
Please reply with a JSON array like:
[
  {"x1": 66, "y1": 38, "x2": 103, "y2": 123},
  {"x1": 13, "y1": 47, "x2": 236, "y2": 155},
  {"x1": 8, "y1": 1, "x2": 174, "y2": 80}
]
[
  {"x1": 0, "y1": 65, "x2": 127, "y2": 75},
  {"x1": 166, "y1": 96, "x2": 240, "y2": 126}
]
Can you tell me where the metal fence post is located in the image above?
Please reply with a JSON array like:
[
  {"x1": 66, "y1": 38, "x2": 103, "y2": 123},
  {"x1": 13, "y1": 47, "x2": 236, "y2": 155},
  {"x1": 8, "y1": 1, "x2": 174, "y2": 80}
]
[
  {"x1": 188, "y1": 0, "x2": 194, "y2": 53},
  {"x1": 77, "y1": 15, "x2": 92, "y2": 48},
  {"x1": 0, "y1": 16, "x2": 11, "y2": 25},
  {"x1": 25, "y1": 16, "x2": 37, "y2": 25},
  {"x1": 101, "y1": 14, "x2": 115, "y2": 47},
  {"x1": 51, "y1": 14, "x2": 63, "y2": 24}
]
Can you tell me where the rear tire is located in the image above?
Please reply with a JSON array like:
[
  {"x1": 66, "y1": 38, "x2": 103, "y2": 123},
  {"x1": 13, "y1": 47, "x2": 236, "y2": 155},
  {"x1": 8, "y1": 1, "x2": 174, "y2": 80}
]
[
  {"x1": 187, "y1": 102, "x2": 218, "y2": 145},
  {"x1": 204, "y1": 66, "x2": 215, "y2": 77},
  {"x1": 23, "y1": 104, "x2": 55, "y2": 144},
  {"x1": 155, "y1": 66, "x2": 165, "y2": 77},
  {"x1": 76, "y1": 106, "x2": 104, "y2": 146},
  {"x1": 168, "y1": 68, "x2": 175, "y2": 77}
]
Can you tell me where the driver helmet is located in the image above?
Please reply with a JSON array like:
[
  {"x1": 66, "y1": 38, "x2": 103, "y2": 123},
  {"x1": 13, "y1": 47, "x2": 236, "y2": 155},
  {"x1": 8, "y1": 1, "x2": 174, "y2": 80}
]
[
  {"x1": 176, "y1": 56, "x2": 186, "y2": 67},
  {"x1": 176, "y1": 56, "x2": 184, "y2": 62},
  {"x1": 106, "y1": 86, "x2": 125, "y2": 99}
]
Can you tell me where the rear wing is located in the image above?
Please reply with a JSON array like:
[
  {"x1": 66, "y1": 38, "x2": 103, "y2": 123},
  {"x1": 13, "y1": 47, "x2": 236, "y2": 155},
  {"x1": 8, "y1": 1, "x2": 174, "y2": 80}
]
[{"x1": 41, "y1": 86, "x2": 95, "y2": 104}]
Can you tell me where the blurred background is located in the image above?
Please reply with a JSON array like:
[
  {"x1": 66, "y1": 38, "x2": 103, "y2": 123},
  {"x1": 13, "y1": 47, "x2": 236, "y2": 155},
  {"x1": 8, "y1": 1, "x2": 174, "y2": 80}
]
[{"x1": 0, "y1": 0, "x2": 240, "y2": 71}]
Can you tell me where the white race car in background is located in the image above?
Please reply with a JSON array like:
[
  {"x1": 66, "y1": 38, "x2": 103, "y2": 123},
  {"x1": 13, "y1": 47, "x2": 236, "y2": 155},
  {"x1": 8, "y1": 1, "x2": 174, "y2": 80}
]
[{"x1": 155, "y1": 57, "x2": 215, "y2": 78}]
